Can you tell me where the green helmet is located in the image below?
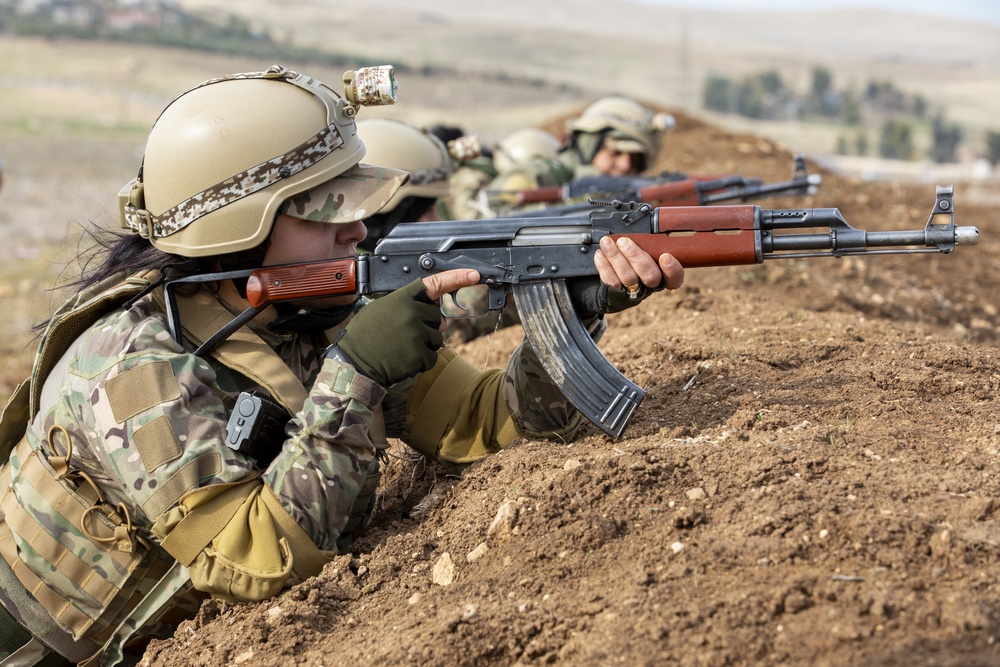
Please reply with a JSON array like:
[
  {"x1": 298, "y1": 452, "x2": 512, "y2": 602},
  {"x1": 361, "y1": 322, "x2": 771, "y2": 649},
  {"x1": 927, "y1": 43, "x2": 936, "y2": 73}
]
[
  {"x1": 118, "y1": 65, "x2": 407, "y2": 257},
  {"x1": 567, "y1": 96, "x2": 674, "y2": 160},
  {"x1": 492, "y1": 128, "x2": 561, "y2": 173}
]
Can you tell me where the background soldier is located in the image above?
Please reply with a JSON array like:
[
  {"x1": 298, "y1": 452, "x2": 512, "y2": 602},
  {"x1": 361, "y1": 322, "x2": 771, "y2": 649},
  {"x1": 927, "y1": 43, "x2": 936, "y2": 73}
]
[
  {"x1": 354, "y1": 117, "x2": 479, "y2": 250},
  {"x1": 489, "y1": 127, "x2": 572, "y2": 192},
  {"x1": 559, "y1": 95, "x2": 675, "y2": 178}
]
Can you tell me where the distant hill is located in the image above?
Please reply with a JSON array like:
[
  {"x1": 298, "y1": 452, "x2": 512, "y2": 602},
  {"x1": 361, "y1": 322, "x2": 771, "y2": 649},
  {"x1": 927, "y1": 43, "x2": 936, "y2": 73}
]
[{"x1": 166, "y1": 0, "x2": 1000, "y2": 155}]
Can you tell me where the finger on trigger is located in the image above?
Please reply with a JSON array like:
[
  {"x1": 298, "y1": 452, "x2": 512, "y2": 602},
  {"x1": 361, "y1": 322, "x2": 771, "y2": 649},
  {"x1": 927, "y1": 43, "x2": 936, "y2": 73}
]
[{"x1": 423, "y1": 269, "x2": 480, "y2": 301}]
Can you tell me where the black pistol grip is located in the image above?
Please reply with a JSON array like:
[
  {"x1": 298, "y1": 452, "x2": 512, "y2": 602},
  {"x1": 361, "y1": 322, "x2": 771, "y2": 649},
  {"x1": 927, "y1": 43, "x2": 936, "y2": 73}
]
[{"x1": 513, "y1": 280, "x2": 645, "y2": 438}]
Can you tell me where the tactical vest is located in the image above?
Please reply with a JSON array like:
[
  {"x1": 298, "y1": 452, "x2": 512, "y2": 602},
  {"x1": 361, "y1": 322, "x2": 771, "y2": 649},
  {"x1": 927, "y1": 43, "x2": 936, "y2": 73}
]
[
  {"x1": 0, "y1": 271, "x2": 178, "y2": 665},
  {"x1": 0, "y1": 270, "x2": 383, "y2": 665}
]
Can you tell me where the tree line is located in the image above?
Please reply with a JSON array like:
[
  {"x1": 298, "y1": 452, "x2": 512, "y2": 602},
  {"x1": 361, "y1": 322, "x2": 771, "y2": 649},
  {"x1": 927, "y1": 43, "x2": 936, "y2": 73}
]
[{"x1": 703, "y1": 67, "x2": 999, "y2": 166}]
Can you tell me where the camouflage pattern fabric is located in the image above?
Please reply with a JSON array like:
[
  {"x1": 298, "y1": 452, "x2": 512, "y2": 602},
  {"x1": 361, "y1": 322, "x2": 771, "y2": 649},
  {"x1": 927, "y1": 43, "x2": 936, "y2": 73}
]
[
  {"x1": 503, "y1": 314, "x2": 606, "y2": 437},
  {"x1": 439, "y1": 154, "x2": 572, "y2": 342},
  {"x1": 440, "y1": 158, "x2": 497, "y2": 221},
  {"x1": 281, "y1": 164, "x2": 409, "y2": 224},
  {"x1": 479, "y1": 156, "x2": 575, "y2": 219},
  {"x1": 4, "y1": 279, "x2": 587, "y2": 654},
  {"x1": 556, "y1": 133, "x2": 608, "y2": 180}
]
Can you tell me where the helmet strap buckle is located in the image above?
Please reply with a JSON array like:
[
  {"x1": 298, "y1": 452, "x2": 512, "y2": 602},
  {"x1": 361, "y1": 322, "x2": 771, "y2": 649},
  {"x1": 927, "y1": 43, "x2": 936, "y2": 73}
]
[{"x1": 133, "y1": 209, "x2": 155, "y2": 239}]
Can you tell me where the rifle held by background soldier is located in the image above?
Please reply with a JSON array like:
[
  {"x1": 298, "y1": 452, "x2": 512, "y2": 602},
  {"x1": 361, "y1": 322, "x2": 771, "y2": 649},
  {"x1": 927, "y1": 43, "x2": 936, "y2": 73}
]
[
  {"x1": 165, "y1": 186, "x2": 976, "y2": 439},
  {"x1": 494, "y1": 155, "x2": 821, "y2": 216}
]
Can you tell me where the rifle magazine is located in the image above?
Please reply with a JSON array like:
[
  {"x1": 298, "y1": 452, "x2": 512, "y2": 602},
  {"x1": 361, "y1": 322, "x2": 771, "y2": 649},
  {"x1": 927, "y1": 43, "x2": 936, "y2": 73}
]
[{"x1": 513, "y1": 280, "x2": 645, "y2": 438}]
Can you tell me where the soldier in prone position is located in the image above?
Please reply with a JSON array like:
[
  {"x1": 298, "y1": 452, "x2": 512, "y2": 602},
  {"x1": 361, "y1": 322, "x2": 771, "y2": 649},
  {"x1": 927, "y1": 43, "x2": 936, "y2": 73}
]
[
  {"x1": 445, "y1": 97, "x2": 673, "y2": 342},
  {"x1": 0, "y1": 66, "x2": 684, "y2": 666},
  {"x1": 558, "y1": 95, "x2": 674, "y2": 179}
]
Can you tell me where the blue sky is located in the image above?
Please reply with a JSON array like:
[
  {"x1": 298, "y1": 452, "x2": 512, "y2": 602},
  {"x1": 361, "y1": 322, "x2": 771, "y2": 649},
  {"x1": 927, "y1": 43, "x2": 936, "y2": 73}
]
[{"x1": 632, "y1": 0, "x2": 1000, "y2": 25}]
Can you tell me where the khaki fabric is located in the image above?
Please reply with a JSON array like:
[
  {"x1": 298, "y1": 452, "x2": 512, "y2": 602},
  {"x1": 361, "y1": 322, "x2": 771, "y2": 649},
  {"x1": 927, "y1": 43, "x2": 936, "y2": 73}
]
[
  {"x1": 405, "y1": 348, "x2": 521, "y2": 469},
  {"x1": 152, "y1": 473, "x2": 333, "y2": 603},
  {"x1": 0, "y1": 381, "x2": 29, "y2": 462}
]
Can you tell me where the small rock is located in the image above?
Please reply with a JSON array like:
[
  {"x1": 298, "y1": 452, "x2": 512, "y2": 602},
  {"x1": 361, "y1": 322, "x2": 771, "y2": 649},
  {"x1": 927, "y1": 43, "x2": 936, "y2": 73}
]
[
  {"x1": 467, "y1": 542, "x2": 489, "y2": 563},
  {"x1": 432, "y1": 552, "x2": 456, "y2": 586},
  {"x1": 487, "y1": 500, "x2": 517, "y2": 540},
  {"x1": 686, "y1": 487, "x2": 706, "y2": 501},
  {"x1": 233, "y1": 649, "x2": 254, "y2": 665},
  {"x1": 564, "y1": 459, "x2": 582, "y2": 470}
]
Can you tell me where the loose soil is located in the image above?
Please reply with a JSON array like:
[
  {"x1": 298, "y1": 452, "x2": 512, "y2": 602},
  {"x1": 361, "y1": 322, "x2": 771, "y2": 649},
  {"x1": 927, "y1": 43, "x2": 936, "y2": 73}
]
[{"x1": 42, "y1": 110, "x2": 1000, "y2": 666}]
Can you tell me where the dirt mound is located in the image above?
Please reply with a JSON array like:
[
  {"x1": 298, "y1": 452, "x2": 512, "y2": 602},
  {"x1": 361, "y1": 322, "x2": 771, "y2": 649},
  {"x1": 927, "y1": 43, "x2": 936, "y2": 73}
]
[{"x1": 138, "y1": 109, "x2": 1000, "y2": 667}]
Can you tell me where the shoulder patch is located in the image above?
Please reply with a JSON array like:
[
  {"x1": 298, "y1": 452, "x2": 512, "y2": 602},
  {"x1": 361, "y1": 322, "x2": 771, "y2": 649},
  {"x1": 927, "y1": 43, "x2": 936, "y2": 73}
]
[
  {"x1": 133, "y1": 415, "x2": 182, "y2": 472},
  {"x1": 105, "y1": 361, "x2": 181, "y2": 423}
]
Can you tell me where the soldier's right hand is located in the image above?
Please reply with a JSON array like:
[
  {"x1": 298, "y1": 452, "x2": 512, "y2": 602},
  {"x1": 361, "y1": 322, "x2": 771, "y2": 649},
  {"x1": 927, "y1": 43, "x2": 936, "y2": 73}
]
[{"x1": 334, "y1": 270, "x2": 479, "y2": 386}]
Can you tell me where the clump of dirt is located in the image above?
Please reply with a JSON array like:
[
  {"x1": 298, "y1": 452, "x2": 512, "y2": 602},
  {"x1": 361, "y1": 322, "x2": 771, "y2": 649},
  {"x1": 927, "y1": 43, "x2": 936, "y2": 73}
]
[{"x1": 138, "y1": 108, "x2": 1000, "y2": 667}]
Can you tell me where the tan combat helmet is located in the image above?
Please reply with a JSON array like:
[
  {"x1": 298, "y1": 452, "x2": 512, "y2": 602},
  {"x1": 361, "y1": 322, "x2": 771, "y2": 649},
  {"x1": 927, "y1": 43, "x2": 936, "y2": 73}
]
[
  {"x1": 492, "y1": 128, "x2": 562, "y2": 174},
  {"x1": 118, "y1": 65, "x2": 406, "y2": 257},
  {"x1": 355, "y1": 117, "x2": 480, "y2": 212},
  {"x1": 567, "y1": 96, "x2": 675, "y2": 161}
]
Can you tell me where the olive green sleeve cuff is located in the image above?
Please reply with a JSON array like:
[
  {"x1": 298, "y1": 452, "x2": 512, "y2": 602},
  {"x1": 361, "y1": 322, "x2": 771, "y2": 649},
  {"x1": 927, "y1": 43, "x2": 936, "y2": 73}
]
[{"x1": 319, "y1": 358, "x2": 386, "y2": 411}]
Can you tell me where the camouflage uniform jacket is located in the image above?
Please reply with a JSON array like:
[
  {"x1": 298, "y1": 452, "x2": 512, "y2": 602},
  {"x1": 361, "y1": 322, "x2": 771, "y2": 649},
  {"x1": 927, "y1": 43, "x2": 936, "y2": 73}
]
[{"x1": 0, "y1": 273, "x2": 601, "y2": 660}]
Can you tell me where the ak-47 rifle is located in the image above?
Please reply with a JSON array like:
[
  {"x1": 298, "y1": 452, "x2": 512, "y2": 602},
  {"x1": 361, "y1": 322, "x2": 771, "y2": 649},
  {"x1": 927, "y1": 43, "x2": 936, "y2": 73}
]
[
  {"x1": 495, "y1": 155, "x2": 821, "y2": 215},
  {"x1": 164, "y1": 186, "x2": 977, "y2": 438}
]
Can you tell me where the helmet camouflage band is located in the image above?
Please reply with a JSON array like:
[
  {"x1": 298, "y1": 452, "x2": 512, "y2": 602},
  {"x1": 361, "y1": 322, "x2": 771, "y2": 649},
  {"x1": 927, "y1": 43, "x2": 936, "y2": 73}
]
[{"x1": 118, "y1": 65, "x2": 402, "y2": 257}]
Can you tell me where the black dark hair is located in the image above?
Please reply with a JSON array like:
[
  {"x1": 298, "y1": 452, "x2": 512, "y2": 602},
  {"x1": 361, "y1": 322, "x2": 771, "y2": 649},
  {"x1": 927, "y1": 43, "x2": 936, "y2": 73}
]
[
  {"x1": 36, "y1": 223, "x2": 267, "y2": 334},
  {"x1": 427, "y1": 125, "x2": 465, "y2": 145},
  {"x1": 71, "y1": 227, "x2": 189, "y2": 292}
]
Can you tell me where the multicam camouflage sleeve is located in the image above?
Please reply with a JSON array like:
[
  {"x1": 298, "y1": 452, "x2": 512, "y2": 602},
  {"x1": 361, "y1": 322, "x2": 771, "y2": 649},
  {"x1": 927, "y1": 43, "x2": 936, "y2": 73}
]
[{"x1": 262, "y1": 361, "x2": 384, "y2": 550}]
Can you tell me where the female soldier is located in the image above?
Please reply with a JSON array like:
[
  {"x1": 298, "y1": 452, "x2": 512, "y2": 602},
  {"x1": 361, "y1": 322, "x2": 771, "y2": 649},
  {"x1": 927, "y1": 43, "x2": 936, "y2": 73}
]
[{"x1": 0, "y1": 66, "x2": 683, "y2": 666}]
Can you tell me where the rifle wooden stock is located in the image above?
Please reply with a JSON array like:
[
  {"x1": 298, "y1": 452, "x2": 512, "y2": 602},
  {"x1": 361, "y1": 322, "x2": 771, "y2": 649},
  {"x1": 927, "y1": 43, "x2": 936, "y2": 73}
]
[{"x1": 246, "y1": 258, "x2": 357, "y2": 308}]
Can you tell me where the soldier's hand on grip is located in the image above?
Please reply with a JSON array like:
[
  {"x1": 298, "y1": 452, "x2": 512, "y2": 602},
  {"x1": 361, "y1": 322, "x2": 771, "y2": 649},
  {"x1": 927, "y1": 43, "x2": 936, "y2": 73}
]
[{"x1": 334, "y1": 270, "x2": 480, "y2": 386}]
